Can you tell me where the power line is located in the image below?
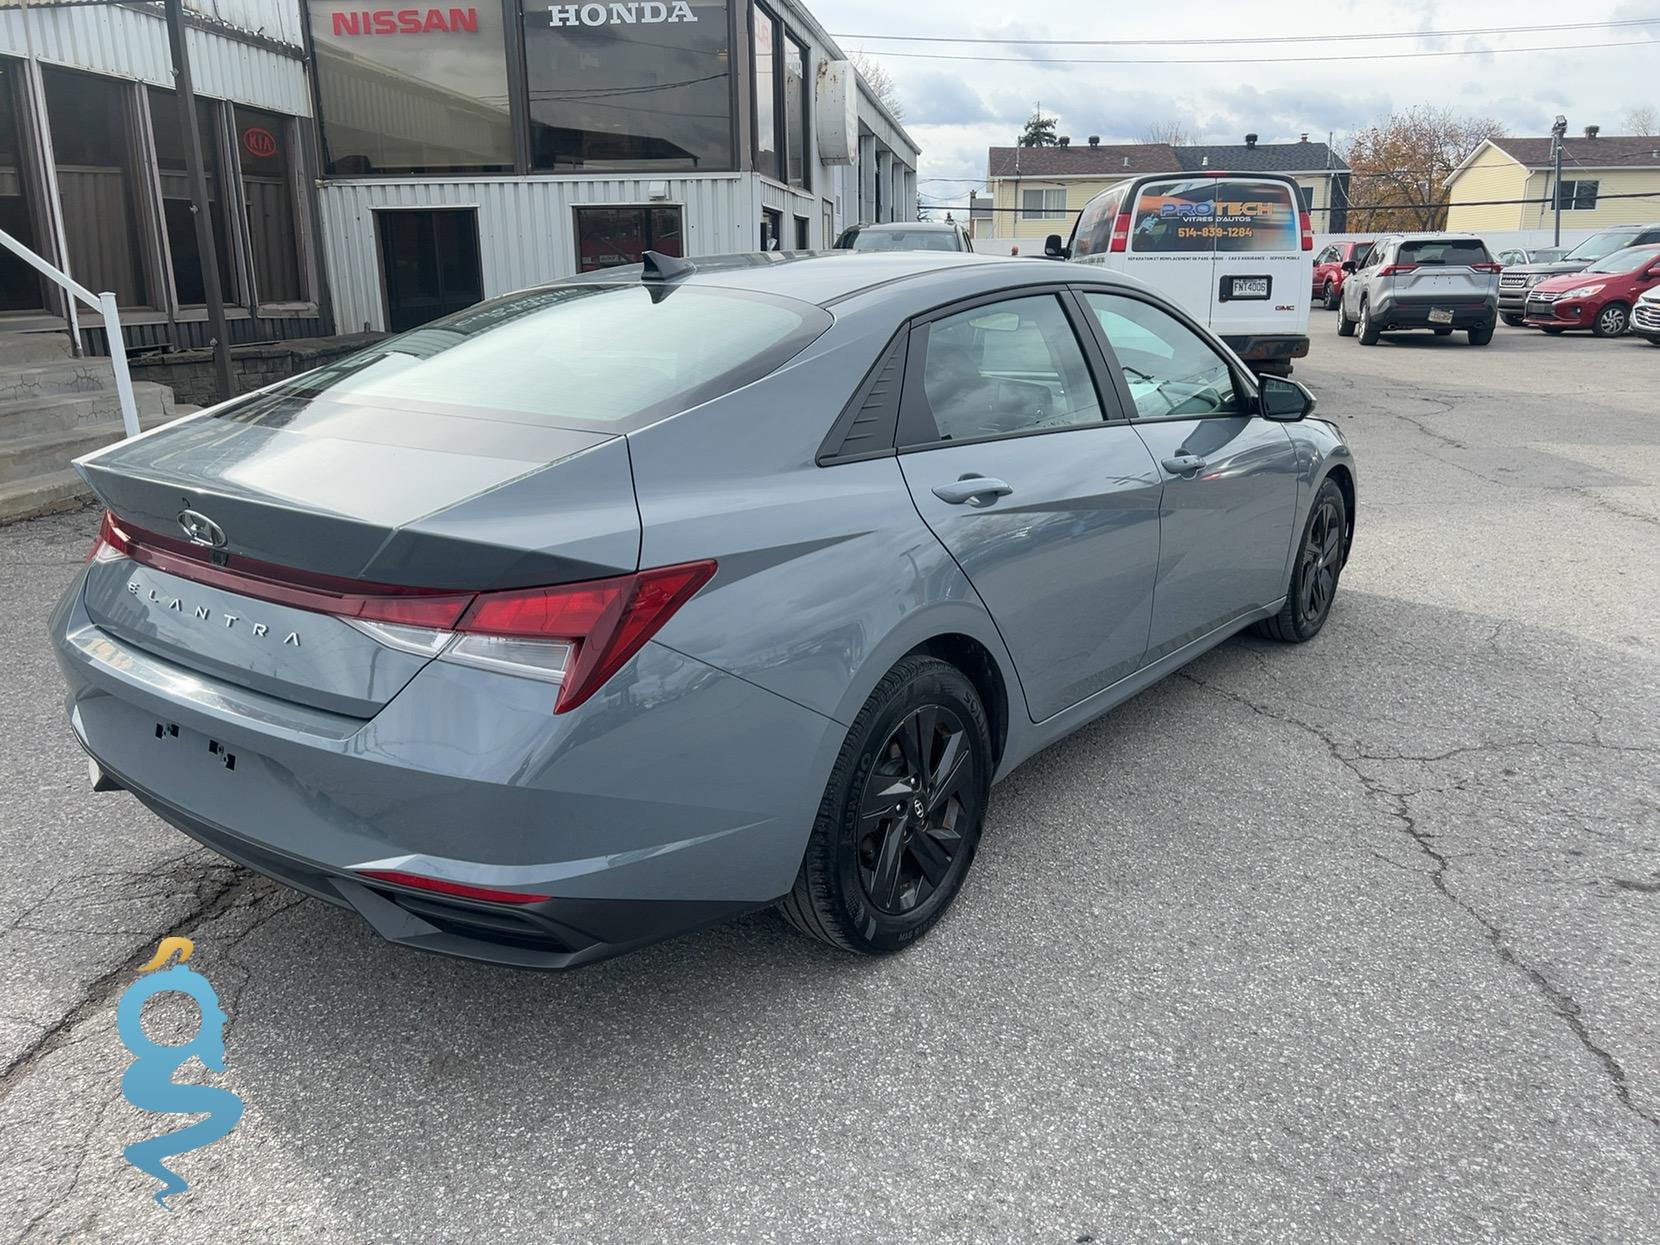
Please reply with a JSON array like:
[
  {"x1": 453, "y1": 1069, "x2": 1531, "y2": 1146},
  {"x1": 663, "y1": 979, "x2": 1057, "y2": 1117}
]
[
  {"x1": 831, "y1": 15, "x2": 1660, "y2": 47},
  {"x1": 849, "y1": 39, "x2": 1639, "y2": 66},
  {"x1": 921, "y1": 189, "x2": 1660, "y2": 215}
]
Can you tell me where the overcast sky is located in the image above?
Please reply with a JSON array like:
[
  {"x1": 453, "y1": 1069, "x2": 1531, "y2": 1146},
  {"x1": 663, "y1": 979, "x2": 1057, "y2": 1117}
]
[{"x1": 813, "y1": 0, "x2": 1660, "y2": 211}]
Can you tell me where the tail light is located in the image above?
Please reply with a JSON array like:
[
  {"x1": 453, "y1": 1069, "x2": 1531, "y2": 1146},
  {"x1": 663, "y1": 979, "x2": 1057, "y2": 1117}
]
[
  {"x1": 1469, "y1": 262, "x2": 1502, "y2": 273},
  {"x1": 1299, "y1": 211, "x2": 1314, "y2": 252},
  {"x1": 1377, "y1": 264, "x2": 1419, "y2": 276},
  {"x1": 1108, "y1": 212, "x2": 1131, "y2": 253},
  {"x1": 357, "y1": 869, "x2": 551, "y2": 906}
]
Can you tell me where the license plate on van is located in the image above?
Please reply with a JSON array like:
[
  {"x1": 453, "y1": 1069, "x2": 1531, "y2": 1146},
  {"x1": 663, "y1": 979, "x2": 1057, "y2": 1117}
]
[
  {"x1": 1428, "y1": 307, "x2": 1454, "y2": 324},
  {"x1": 1228, "y1": 276, "x2": 1270, "y2": 299}
]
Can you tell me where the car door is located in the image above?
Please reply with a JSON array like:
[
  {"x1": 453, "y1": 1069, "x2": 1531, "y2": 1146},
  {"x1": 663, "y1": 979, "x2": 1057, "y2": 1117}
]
[
  {"x1": 1312, "y1": 244, "x2": 1338, "y2": 295},
  {"x1": 1077, "y1": 289, "x2": 1300, "y2": 664},
  {"x1": 895, "y1": 290, "x2": 1163, "y2": 721},
  {"x1": 1342, "y1": 237, "x2": 1385, "y2": 315}
]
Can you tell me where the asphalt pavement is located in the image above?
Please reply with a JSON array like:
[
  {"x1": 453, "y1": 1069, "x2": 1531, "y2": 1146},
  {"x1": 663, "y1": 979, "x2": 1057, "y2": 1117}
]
[{"x1": 2, "y1": 322, "x2": 1658, "y2": 1243}]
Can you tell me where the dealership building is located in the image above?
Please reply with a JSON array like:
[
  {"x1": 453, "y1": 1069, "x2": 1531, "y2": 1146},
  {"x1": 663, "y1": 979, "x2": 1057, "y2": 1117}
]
[{"x1": 0, "y1": 0, "x2": 919, "y2": 348}]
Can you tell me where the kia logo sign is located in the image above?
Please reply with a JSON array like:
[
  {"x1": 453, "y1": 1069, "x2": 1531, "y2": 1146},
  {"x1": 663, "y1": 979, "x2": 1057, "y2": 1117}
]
[{"x1": 242, "y1": 127, "x2": 277, "y2": 159}]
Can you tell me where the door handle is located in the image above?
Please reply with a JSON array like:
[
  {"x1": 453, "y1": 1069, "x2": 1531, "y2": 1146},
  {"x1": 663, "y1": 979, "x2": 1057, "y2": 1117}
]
[
  {"x1": 932, "y1": 475, "x2": 1014, "y2": 506},
  {"x1": 1162, "y1": 454, "x2": 1207, "y2": 475}
]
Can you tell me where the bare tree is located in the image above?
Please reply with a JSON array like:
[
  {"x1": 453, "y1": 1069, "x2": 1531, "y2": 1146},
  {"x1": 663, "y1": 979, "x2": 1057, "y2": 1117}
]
[
  {"x1": 1140, "y1": 119, "x2": 1191, "y2": 146},
  {"x1": 848, "y1": 52, "x2": 903, "y2": 120},
  {"x1": 1342, "y1": 107, "x2": 1506, "y2": 231},
  {"x1": 1624, "y1": 106, "x2": 1658, "y2": 136}
]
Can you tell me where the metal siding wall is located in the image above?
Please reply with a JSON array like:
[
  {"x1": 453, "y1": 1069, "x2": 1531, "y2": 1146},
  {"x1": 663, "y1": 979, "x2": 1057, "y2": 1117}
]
[
  {"x1": 318, "y1": 175, "x2": 755, "y2": 333},
  {"x1": 0, "y1": 6, "x2": 308, "y2": 115}
]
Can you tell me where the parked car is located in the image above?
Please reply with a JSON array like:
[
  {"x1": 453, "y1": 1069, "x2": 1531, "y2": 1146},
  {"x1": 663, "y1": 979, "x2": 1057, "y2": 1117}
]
[
  {"x1": 834, "y1": 221, "x2": 973, "y2": 252},
  {"x1": 1337, "y1": 233, "x2": 1501, "y2": 345},
  {"x1": 1045, "y1": 171, "x2": 1314, "y2": 377},
  {"x1": 1521, "y1": 244, "x2": 1660, "y2": 337},
  {"x1": 1497, "y1": 246, "x2": 1568, "y2": 267},
  {"x1": 1312, "y1": 240, "x2": 1373, "y2": 310},
  {"x1": 1633, "y1": 284, "x2": 1660, "y2": 345},
  {"x1": 1497, "y1": 224, "x2": 1660, "y2": 325},
  {"x1": 52, "y1": 251, "x2": 1355, "y2": 969}
]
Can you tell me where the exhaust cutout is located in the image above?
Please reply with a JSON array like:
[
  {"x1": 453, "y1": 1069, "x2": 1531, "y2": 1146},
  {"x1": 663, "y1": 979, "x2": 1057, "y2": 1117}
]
[{"x1": 88, "y1": 757, "x2": 123, "y2": 793}]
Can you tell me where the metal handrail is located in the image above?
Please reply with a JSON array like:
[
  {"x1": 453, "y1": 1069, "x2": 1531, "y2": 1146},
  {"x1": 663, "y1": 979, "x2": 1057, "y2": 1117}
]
[{"x1": 0, "y1": 226, "x2": 140, "y2": 438}]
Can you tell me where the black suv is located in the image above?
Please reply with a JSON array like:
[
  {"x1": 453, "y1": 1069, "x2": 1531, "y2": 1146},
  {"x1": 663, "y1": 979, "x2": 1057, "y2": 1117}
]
[{"x1": 1498, "y1": 224, "x2": 1660, "y2": 325}]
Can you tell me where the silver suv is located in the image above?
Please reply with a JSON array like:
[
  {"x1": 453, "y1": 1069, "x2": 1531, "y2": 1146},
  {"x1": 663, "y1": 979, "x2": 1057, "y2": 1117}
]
[{"x1": 1337, "y1": 234, "x2": 1500, "y2": 346}]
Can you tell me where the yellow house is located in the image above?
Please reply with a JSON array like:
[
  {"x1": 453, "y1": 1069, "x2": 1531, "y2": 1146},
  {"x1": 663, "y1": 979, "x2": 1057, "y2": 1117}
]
[
  {"x1": 1445, "y1": 133, "x2": 1660, "y2": 232},
  {"x1": 984, "y1": 136, "x2": 1350, "y2": 243}
]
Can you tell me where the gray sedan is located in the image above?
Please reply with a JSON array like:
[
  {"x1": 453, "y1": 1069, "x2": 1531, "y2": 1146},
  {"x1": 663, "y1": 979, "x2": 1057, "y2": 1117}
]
[{"x1": 51, "y1": 252, "x2": 1356, "y2": 968}]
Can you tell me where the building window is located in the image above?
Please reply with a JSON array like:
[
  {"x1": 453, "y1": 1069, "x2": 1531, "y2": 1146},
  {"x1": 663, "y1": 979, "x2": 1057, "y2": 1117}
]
[
  {"x1": 1557, "y1": 179, "x2": 1600, "y2": 210},
  {"x1": 308, "y1": 0, "x2": 514, "y2": 175},
  {"x1": 148, "y1": 88, "x2": 235, "y2": 307},
  {"x1": 235, "y1": 106, "x2": 305, "y2": 304},
  {"x1": 574, "y1": 204, "x2": 683, "y2": 272},
  {"x1": 527, "y1": 0, "x2": 733, "y2": 172},
  {"x1": 784, "y1": 34, "x2": 808, "y2": 189},
  {"x1": 794, "y1": 214, "x2": 809, "y2": 249},
  {"x1": 761, "y1": 205, "x2": 782, "y2": 250},
  {"x1": 1020, "y1": 187, "x2": 1066, "y2": 220},
  {"x1": 43, "y1": 68, "x2": 152, "y2": 308},
  {"x1": 752, "y1": 5, "x2": 777, "y2": 178}
]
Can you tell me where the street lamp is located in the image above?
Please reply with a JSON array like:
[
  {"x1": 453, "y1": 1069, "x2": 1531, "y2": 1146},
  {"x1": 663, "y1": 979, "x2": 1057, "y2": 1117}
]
[{"x1": 1550, "y1": 114, "x2": 1568, "y2": 247}]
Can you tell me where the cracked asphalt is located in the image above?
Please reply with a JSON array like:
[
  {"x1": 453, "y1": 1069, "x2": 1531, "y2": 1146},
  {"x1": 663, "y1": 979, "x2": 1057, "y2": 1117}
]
[{"x1": 2, "y1": 324, "x2": 1658, "y2": 1243}]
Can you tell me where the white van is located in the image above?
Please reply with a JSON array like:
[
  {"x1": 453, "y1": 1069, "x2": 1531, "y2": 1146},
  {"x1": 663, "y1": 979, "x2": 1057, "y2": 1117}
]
[{"x1": 1045, "y1": 172, "x2": 1313, "y2": 376}]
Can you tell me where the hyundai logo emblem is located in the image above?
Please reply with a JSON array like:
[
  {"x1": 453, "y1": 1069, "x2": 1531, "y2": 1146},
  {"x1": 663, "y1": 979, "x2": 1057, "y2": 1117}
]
[{"x1": 177, "y1": 509, "x2": 227, "y2": 549}]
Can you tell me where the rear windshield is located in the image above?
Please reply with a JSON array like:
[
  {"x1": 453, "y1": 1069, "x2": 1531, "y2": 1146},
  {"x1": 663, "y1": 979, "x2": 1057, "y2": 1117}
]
[
  {"x1": 842, "y1": 228, "x2": 961, "y2": 252},
  {"x1": 1586, "y1": 246, "x2": 1660, "y2": 274},
  {"x1": 1565, "y1": 230, "x2": 1642, "y2": 262},
  {"x1": 1397, "y1": 239, "x2": 1491, "y2": 266},
  {"x1": 227, "y1": 284, "x2": 830, "y2": 433},
  {"x1": 1130, "y1": 178, "x2": 1299, "y2": 253}
]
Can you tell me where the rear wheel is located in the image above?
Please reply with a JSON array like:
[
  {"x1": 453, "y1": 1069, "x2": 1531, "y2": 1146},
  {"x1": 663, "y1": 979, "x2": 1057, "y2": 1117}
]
[
  {"x1": 1467, "y1": 319, "x2": 1495, "y2": 346},
  {"x1": 1593, "y1": 302, "x2": 1630, "y2": 337},
  {"x1": 1323, "y1": 280, "x2": 1339, "y2": 310},
  {"x1": 780, "y1": 655, "x2": 991, "y2": 955},
  {"x1": 1357, "y1": 299, "x2": 1381, "y2": 345},
  {"x1": 1254, "y1": 478, "x2": 1347, "y2": 643},
  {"x1": 1501, "y1": 313, "x2": 1524, "y2": 327}
]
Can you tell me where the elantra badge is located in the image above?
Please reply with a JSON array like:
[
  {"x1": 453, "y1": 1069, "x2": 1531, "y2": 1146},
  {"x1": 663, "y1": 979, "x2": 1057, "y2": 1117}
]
[{"x1": 177, "y1": 509, "x2": 227, "y2": 549}]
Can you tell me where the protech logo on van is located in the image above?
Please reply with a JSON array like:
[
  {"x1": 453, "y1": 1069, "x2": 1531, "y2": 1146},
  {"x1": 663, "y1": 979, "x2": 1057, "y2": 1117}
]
[
  {"x1": 1159, "y1": 201, "x2": 1290, "y2": 221},
  {"x1": 547, "y1": 1, "x2": 698, "y2": 25}
]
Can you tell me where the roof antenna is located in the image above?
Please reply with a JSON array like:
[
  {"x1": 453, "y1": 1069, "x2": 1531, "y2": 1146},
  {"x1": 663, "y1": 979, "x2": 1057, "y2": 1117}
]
[{"x1": 641, "y1": 250, "x2": 696, "y2": 281}]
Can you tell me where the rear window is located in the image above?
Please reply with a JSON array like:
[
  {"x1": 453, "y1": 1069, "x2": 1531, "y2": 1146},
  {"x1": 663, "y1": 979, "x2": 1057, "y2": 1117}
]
[
  {"x1": 842, "y1": 228, "x2": 961, "y2": 252},
  {"x1": 1070, "y1": 187, "x2": 1125, "y2": 259},
  {"x1": 229, "y1": 284, "x2": 830, "y2": 434},
  {"x1": 1129, "y1": 178, "x2": 1299, "y2": 253},
  {"x1": 1397, "y1": 239, "x2": 1491, "y2": 266}
]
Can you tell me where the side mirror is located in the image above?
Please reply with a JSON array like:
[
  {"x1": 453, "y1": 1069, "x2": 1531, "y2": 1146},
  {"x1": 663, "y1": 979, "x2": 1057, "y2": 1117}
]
[
  {"x1": 1044, "y1": 233, "x2": 1068, "y2": 260},
  {"x1": 1340, "y1": 260, "x2": 1357, "y2": 274},
  {"x1": 1259, "y1": 375, "x2": 1316, "y2": 422}
]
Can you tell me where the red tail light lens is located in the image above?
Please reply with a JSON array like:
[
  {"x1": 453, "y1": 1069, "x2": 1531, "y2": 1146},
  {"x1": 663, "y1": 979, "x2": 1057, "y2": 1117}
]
[
  {"x1": 1469, "y1": 261, "x2": 1502, "y2": 273},
  {"x1": 1109, "y1": 212, "x2": 1131, "y2": 253},
  {"x1": 1377, "y1": 264, "x2": 1419, "y2": 276},
  {"x1": 88, "y1": 509, "x2": 132, "y2": 562},
  {"x1": 1299, "y1": 211, "x2": 1314, "y2": 252},
  {"x1": 456, "y1": 560, "x2": 717, "y2": 713},
  {"x1": 358, "y1": 869, "x2": 551, "y2": 906}
]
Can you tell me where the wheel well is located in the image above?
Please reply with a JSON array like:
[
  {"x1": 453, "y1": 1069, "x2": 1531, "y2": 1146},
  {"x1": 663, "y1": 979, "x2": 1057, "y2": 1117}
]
[
  {"x1": 908, "y1": 633, "x2": 1010, "y2": 767},
  {"x1": 1324, "y1": 464, "x2": 1357, "y2": 556}
]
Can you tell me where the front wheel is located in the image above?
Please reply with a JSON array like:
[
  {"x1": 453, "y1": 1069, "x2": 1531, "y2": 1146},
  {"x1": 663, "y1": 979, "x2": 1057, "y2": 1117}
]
[
  {"x1": 1337, "y1": 302, "x2": 1357, "y2": 336},
  {"x1": 780, "y1": 655, "x2": 992, "y2": 955},
  {"x1": 1254, "y1": 478, "x2": 1348, "y2": 643},
  {"x1": 1541, "y1": 326, "x2": 1566, "y2": 335},
  {"x1": 1501, "y1": 313, "x2": 1524, "y2": 327},
  {"x1": 1593, "y1": 302, "x2": 1630, "y2": 337},
  {"x1": 1357, "y1": 299, "x2": 1381, "y2": 345}
]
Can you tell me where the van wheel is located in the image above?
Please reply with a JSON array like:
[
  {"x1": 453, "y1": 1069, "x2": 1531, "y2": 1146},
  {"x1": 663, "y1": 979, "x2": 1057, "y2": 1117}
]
[
  {"x1": 1593, "y1": 303, "x2": 1630, "y2": 337},
  {"x1": 1337, "y1": 304, "x2": 1357, "y2": 337},
  {"x1": 1357, "y1": 299, "x2": 1381, "y2": 345},
  {"x1": 1323, "y1": 281, "x2": 1339, "y2": 310}
]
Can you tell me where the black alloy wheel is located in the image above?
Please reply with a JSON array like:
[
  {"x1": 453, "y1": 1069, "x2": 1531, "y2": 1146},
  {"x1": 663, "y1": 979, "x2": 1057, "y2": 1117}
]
[
  {"x1": 856, "y1": 705, "x2": 975, "y2": 916},
  {"x1": 1255, "y1": 478, "x2": 1348, "y2": 643},
  {"x1": 1323, "y1": 280, "x2": 1339, "y2": 310}
]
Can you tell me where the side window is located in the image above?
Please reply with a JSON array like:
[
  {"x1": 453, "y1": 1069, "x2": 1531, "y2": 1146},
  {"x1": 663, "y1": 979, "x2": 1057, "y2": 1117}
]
[
  {"x1": 1082, "y1": 293, "x2": 1245, "y2": 420},
  {"x1": 1071, "y1": 189, "x2": 1120, "y2": 259},
  {"x1": 1316, "y1": 245, "x2": 1337, "y2": 264},
  {"x1": 905, "y1": 295, "x2": 1105, "y2": 444}
]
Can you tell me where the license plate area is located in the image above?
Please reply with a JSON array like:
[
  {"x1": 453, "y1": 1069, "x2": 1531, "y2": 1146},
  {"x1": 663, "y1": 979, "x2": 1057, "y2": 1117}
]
[
  {"x1": 1428, "y1": 307, "x2": 1455, "y2": 324},
  {"x1": 1220, "y1": 274, "x2": 1271, "y2": 302}
]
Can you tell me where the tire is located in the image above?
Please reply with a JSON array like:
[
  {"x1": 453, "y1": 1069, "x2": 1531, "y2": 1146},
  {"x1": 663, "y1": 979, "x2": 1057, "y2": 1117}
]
[
  {"x1": 1467, "y1": 319, "x2": 1495, "y2": 346},
  {"x1": 780, "y1": 655, "x2": 992, "y2": 955},
  {"x1": 1253, "y1": 478, "x2": 1348, "y2": 644},
  {"x1": 1593, "y1": 302, "x2": 1629, "y2": 337},
  {"x1": 1541, "y1": 326, "x2": 1566, "y2": 335},
  {"x1": 1357, "y1": 299, "x2": 1381, "y2": 345},
  {"x1": 1323, "y1": 281, "x2": 1339, "y2": 311},
  {"x1": 1337, "y1": 303, "x2": 1356, "y2": 337},
  {"x1": 1433, "y1": 326, "x2": 1453, "y2": 336},
  {"x1": 1501, "y1": 313, "x2": 1524, "y2": 327},
  {"x1": 1646, "y1": 337, "x2": 1660, "y2": 347}
]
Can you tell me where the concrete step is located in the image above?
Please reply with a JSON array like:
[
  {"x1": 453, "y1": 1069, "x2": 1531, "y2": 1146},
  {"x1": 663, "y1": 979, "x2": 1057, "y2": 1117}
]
[
  {"x1": 0, "y1": 356, "x2": 118, "y2": 402},
  {"x1": 0, "y1": 332, "x2": 74, "y2": 365},
  {"x1": 0, "y1": 467, "x2": 95, "y2": 525},
  {"x1": 0, "y1": 413, "x2": 174, "y2": 487},
  {"x1": 0, "y1": 382, "x2": 173, "y2": 438}
]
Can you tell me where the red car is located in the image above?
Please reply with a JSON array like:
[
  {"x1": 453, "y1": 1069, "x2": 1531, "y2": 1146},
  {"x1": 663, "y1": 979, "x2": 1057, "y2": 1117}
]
[
  {"x1": 1522, "y1": 244, "x2": 1660, "y2": 337},
  {"x1": 1312, "y1": 239, "x2": 1373, "y2": 310}
]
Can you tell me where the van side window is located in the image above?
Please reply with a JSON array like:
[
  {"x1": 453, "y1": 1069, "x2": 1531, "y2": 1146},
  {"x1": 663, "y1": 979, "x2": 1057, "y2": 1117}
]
[{"x1": 1082, "y1": 293, "x2": 1245, "y2": 420}]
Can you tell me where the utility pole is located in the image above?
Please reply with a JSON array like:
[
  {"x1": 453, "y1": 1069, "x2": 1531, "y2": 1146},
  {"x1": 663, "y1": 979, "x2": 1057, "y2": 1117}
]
[
  {"x1": 162, "y1": 0, "x2": 235, "y2": 403},
  {"x1": 1550, "y1": 114, "x2": 1568, "y2": 247}
]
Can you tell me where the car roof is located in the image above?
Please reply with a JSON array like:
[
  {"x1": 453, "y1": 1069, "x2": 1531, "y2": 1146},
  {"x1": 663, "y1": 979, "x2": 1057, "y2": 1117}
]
[
  {"x1": 849, "y1": 221, "x2": 961, "y2": 231},
  {"x1": 548, "y1": 251, "x2": 1122, "y2": 308}
]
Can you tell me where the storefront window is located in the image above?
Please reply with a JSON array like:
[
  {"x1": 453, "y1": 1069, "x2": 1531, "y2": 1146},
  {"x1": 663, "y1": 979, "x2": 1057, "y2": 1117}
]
[
  {"x1": 525, "y1": 1, "x2": 734, "y2": 172},
  {"x1": 784, "y1": 34, "x2": 806, "y2": 189},
  {"x1": 309, "y1": 1, "x2": 514, "y2": 174},
  {"x1": 575, "y1": 205, "x2": 683, "y2": 271},
  {"x1": 235, "y1": 107, "x2": 305, "y2": 304},
  {"x1": 0, "y1": 60, "x2": 44, "y2": 312},
  {"x1": 752, "y1": 6, "x2": 777, "y2": 178},
  {"x1": 148, "y1": 88, "x2": 235, "y2": 307},
  {"x1": 43, "y1": 68, "x2": 151, "y2": 308}
]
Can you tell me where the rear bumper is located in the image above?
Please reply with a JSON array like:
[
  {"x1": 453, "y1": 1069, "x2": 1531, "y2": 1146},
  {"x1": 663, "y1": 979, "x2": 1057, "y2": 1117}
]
[
  {"x1": 51, "y1": 569, "x2": 843, "y2": 969},
  {"x1": 1373, "y1": 299, "x2": 1495, "y2": 329},
  {"x1": 1222, "y1": 333, "x2": 1309, "y2": 362}
]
